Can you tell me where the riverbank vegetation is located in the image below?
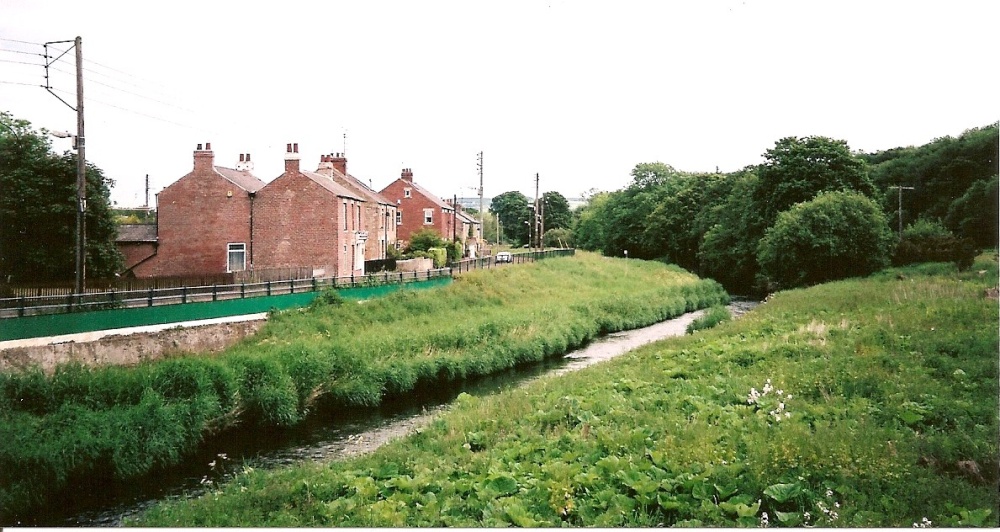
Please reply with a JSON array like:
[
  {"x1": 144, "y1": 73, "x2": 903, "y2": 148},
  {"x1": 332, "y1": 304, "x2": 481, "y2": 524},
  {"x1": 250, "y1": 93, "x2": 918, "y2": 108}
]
[
  {"x1": 134, "y1": 253, "x2": 998, "y2": 527},
  {"x1": 0, "y1": 252, "x2": 727, "y2": 523}
]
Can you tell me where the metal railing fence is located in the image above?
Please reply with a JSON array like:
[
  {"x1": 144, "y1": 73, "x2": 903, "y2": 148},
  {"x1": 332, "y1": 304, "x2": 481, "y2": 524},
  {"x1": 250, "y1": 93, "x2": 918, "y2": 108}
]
[{"x1": 1, "y1": 249, "x2": 574, "y2": 319}]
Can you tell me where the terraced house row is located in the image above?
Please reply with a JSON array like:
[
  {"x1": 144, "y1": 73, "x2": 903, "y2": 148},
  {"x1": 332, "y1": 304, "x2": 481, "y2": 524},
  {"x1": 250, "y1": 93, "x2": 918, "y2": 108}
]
[{"x1": 117, "y1": 142, "x2": 480, "y2": 280}]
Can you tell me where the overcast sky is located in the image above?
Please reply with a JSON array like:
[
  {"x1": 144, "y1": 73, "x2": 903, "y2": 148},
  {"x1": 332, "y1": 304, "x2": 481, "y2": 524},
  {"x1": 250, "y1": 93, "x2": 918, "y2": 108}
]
[{"x1": 2, "y1": 0, "x2": 997, "y2": 207}]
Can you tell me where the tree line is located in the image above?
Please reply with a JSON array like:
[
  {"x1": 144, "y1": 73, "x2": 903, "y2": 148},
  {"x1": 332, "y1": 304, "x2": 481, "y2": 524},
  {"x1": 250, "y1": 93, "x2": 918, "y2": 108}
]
[
  {"x1": 4, "y1": 106, "x2": 995, "y2": 295},
  {"x1": 566, "y1": 124, "x2": 997, "y2": 294}
]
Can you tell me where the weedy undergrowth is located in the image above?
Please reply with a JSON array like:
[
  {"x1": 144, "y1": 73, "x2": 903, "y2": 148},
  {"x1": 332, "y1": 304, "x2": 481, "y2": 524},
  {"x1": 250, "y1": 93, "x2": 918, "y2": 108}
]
[{"x1": 132, "y1": 253, "x2": 997, "y2": 527}]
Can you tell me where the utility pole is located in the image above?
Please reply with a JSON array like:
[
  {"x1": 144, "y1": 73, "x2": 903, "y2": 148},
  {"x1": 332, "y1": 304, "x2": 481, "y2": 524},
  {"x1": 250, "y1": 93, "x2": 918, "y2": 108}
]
[
  {"x1": 540, "y1": 194, "x2": 545, "y2": 251},
  {"x1": 74, "y1": 36, "x2": 86, "y2": 294},
  {"x1": 44, "y1": 36, "x2": 86, "y2": 293},
  {"x1": 889, "y1": 185, "x2": 915, "y2": 236},
  {"x1": 477, "y1": 151, "x2": 484, "y2": 245},
  {"x1": 534, "y1": 173, "x2": 540, "y2": 251}
]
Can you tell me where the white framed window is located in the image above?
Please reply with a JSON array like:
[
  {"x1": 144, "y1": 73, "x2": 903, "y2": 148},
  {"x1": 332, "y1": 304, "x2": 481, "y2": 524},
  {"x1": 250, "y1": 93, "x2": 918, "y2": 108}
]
[
  {"x1": 424, "y1": 208, "x2": 433, "y2": 225},
  {"x1": 404, "y1": 188, "x2": 412, "y2": 198},
  {"x1": 343, "y1": 201, "x2": 348, "y2": 230},
  {"x1": 396, "y1": 211, "x2": 402, "y2": 225},
  {"x1": 227, "y1": 243, "x2": 246, "y2": 272}
]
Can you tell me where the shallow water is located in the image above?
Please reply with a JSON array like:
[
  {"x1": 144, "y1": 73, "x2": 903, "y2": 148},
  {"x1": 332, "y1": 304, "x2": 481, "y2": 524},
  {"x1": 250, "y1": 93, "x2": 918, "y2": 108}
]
[{"x1": 22, "y1": 300, "x2": 757, "y2": 527}]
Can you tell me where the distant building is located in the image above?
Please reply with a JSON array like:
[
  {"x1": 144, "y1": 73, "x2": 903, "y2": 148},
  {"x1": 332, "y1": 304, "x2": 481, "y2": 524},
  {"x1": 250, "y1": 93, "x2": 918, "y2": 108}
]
[
  {"x1": 314, "y1": 153, "x2": 398, "y2": 261},
  {"x1": 380, "y1": 168, "x2": 455, "y2": 249},
  {"x1": 119, "y1": 143, "x2": 370, "y2": 280},
  {"x1": 253, "y1": 144, "x2": 366, "y2": 279}
]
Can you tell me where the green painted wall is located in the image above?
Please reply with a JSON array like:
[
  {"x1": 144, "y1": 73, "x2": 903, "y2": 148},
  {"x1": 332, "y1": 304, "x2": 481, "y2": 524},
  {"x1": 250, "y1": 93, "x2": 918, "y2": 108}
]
[{"x1": 0, "y1": 277, "x2": 452, "y2": 342}]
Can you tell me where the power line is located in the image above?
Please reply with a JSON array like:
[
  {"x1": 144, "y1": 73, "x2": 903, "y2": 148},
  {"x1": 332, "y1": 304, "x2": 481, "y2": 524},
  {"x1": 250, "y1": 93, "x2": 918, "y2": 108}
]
[
  {"x1": 0, "y1": 58, "x2": 45, "y2": 67},
  {"x1": 0, "y1": 37, "x2": 43, "y2": 46},
  {"x1": 48, "y1": 86, "x2": 215, "y2": 133},
  {"x1": 0, "y1": 80, "x2": 41, "y2": 87},
  {"x1": 0, "y1": 47, "x2": 45, "y2": 57}
]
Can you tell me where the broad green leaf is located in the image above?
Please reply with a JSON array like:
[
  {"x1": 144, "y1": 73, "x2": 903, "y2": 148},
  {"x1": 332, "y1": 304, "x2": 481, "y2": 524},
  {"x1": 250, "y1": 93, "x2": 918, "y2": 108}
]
[
  {"x1": 691, "y1": 481, "x2": 713, "y2": 501},
  {"x1": 775, "y1": 510, "x2": 803, "y2": 526},
  {"x1": 484, "y1": 474, "x2": 519, "y2": 497},
  {"x1": 714, "y1": 482, "x2": 739, "y2": 500},
  {"x1": 735, "y1": 499, "x2": 761, "y2": 518},
  {"x1": 764, "y1": 482, "x2": 802, "y2": 503}
]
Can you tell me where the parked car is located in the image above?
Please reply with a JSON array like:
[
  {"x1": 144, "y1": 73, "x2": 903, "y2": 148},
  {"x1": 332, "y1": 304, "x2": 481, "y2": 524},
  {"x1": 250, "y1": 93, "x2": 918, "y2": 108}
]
[{"x1": 495, "y1": 251, "x2": 512, "y2": 263}]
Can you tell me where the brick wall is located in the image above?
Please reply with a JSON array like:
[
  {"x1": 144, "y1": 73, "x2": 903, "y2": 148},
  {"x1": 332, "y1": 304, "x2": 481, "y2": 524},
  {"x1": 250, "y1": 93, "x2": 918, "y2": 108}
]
[
  {"x1": 135, "y1": 147, "x2": 255, "y2": 277},
  {"x1": 380, "y1": 169, "x2": 454, "y2": 248},
  {"x1": 254, "y1": 171, "x2": 341, "y2": 278}
]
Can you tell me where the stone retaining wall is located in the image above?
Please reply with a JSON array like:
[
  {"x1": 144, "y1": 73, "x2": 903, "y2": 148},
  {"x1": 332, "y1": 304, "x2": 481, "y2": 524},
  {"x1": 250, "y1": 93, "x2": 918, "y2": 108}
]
[{"x1": 0, "y1": 319, "x2": 265, "y2": 374}]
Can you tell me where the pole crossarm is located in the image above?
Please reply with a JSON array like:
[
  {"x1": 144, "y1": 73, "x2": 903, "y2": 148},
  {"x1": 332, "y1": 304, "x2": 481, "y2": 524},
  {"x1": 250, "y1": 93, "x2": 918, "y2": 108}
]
[{"x1": 43, "y1": 39, "x2": 78, "y2": 111}]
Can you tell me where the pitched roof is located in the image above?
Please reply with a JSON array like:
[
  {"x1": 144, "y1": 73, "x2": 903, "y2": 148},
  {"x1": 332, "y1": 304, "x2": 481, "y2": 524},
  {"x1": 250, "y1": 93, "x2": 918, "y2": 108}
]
[
  {"x1": 300, "y1": 170, "x2": 365, "y2": 202},
  {"x1": 396, "y1": 179, "x2": 454, "y2": 211},
  {"x1": 116, "y1": 224, "x2": 157, "y2": 242},
  {"x1": 215, "y1": 166, "x2": 266, "y2": 192},
  {"x1": 457, "y1": 210, "x2": 479, "y2": 224},
  {"x1": 331, "y1": 169, "x2": 394, "y2": 206}
]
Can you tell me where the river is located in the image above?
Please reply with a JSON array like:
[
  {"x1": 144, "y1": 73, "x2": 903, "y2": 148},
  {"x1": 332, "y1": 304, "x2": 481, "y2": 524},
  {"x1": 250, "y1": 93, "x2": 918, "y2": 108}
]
[{"x1": 23, "y1": 300, "x2": 757, "y2": 527}]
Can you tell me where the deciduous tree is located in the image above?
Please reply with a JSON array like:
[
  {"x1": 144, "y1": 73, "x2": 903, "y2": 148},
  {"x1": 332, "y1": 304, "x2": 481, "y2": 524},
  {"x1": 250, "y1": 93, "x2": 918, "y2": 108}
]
[
  {"x1": 753, "y1": 136, "x2": 873, "y2": 226},
  {"x1": 490, "y1": 191, "x2": 531, "y2": 246},
  {"x1": 0, "y1": 111, "x2": 122, "y2": 286}
]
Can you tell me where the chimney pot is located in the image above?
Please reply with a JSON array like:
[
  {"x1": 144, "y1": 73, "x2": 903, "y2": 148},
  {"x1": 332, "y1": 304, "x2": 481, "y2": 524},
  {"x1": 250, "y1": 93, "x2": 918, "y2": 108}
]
[
  {"x1": 246, "y1": 153, "x2": 250, "y2": 161},
  {"x1": 286, "y1": 143, "x2": 292, "y2": 153},
  {"x1": 197, "y1": 143, "x2": 203, "y2": 150},
  {"x1": 205, "y1": 142, "x2": 211, "y2": 150},
  {"x1": 239, "y1": 153, "x2": 245, "y2": 162},
  {"x1": 293, "y1": 143, "x2": 299, "y2": 153}
]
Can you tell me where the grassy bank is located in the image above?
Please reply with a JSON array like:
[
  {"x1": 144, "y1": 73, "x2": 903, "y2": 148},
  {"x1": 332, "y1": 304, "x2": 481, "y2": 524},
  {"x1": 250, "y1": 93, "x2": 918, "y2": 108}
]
[
  {"x1": 134, "y1": 254, "x2": 998, "y2": 527},
  {"x1": 0, "y1": 253, "x2": 727, "y2": 523}
]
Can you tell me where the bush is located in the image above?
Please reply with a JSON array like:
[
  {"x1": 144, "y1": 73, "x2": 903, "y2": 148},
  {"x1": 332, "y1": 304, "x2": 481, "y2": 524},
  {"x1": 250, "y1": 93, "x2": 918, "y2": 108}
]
[
  {"x1": 893, "y1": 219, "x2": 977, "y2": 270},
  {"x1": 686, "y1": 305, "x2": 731, "y2": 334},
  {"x1": 757, "y1": 191, "x2": 895, "y2": 289},
  {"x1": 543, "y1": 228, "x2": 574, "y2": 248},
  {"x1": 406, "y1": 228, "x2": 445, "y2": 253}
]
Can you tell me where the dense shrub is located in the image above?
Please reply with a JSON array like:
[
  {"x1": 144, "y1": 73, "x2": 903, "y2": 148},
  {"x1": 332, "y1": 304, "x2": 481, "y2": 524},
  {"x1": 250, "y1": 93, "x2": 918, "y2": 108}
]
[
  {"x1": 757, "y1": 191, "x2": 895, "y2": 289},
  {"x1": 892, "y1": 219, "x2": 977, "y2": 269}
]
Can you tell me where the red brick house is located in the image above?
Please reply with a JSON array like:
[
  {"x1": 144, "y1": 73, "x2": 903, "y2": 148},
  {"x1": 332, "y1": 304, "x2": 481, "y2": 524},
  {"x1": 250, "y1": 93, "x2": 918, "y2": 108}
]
[
  {"x1": 314, "y1": 153, "x2": 398, "y2": 260},
  {"x1": 128, "y1": 143, "x2": 265, "y2": 277},
  {"x1": 253, "y1": 144, "x2": 366, "y2": 279},
  {"x1": 379, "y1": 168, "x2": 455, "y2": 249}
]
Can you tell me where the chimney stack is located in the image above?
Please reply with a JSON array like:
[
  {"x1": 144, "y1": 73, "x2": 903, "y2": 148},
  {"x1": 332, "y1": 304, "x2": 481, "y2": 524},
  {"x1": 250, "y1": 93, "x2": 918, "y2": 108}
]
[
  {"x1": 315, "y1": 154, "x2": 334, "y2": 177},
  {"x1": 194, "y1": 141, "x2": 214, "y2": 173},
  {"x1": 284, "y1": 142, "x2": 301, "y2": 173},
  {"x1": 330, "y1": 152, "x2": 347, "y2": 175},
  {"x1": 401, "y1": 168, "x2": 414, "y2": 182},
  {"x1": 236, "y1": 152, "x2": 254, "y2": 172}
]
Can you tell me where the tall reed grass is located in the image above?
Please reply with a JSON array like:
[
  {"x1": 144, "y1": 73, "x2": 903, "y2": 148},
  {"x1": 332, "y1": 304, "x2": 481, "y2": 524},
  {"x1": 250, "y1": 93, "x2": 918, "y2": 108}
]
[{"x1": 0, "y1": 252, "x2": 727, "y2": 522}]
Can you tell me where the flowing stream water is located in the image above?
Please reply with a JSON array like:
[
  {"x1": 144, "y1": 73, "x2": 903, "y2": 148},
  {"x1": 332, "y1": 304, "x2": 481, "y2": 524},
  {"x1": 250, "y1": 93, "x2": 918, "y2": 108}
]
[{"x1": 23, "y1": 300, "x2": 757, "y2": 527}]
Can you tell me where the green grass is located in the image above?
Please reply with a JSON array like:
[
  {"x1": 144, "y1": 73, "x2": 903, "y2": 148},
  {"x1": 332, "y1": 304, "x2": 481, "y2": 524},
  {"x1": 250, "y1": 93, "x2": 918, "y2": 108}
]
[
  {"x1": 132, "y1": 253, "x2": 998, "y2": 527},
  {"x1": 0, "y1": 252, "x2": 727, "y2": 522},
  {"x1": 686, "y1": 305, "x2": 731, "y2": 334}
]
